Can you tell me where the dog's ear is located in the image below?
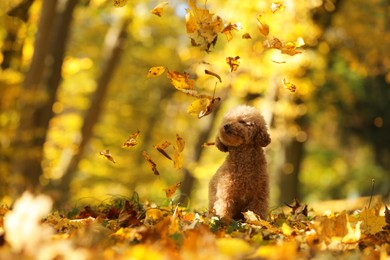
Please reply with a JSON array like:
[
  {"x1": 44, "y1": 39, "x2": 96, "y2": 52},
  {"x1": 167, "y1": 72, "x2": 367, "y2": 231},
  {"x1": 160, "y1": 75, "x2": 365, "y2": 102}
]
[
  {"x1": 216, "y1": 136, "x2": 228, "y2": 152},
  {"x1": 254, "y1": 126, "x2": 271, "y2": 147}
]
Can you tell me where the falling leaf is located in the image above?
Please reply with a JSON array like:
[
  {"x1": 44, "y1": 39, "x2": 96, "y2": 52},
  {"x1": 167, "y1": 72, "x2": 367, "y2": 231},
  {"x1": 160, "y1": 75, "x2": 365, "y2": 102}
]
[
  {"x1": 226, "y1": 56, "x2": 240, "y2": 72},
  {"x1": 175, "y1": 134, "x2": 185, "y2": 152},
  {"x1": 151, "y1": 2, "x2": 168, "y2": 17},
  {"x1": 142, "y1": 151, "x2": 159, "y2": 175},
  {"x1": 147, "y1": 66, "x2": 166, "y2": 77},
  {"x1": 257, "y1": 15, "x2": 269, "y2": 36},
  {"x1": 221, "y1": 22, "x2": 241, "y2": 41},
  {"x1": 100, "y1": 150, "x2": 116, "y2": 163},
  {"x1": 163, "y1": 182, "x2": 181, "y2": 199},
  {"x1": 153, "y1": 140, "x2": 172, "y2": 160},
  {"x1": 122, "y1": 130, "x2": 140, "y2": 148},
  {"x1": 167, "y1": 70, "x2": 195, "y2": 91},
  {"x1": 185, "y1": 0, "x2": 223, "y2": 51},
  {"x1": 282, "y1": 78, "x2": 297, "y2": 93},
  {"x1": 267, "y1": 37, "x2": 283, "y2": 49},
  {"x1": 172, "y1": 134, "x2": 185, "y2": 169},
  {"x1": 242, "y1": 33, "x2": 252, "y2": 39},
  {"x1": 385, "y1": 205, "x2": 390, "y2": 225},
  {"x1": 202, "y1": 141, "x2": 215, "y2": 147},
  {"x1": 188, "y1": 95, "x2": 221, "y2": 119},
  {"x1": 270, "y1": 2, "x2": 285, "y2": 13},
  {"x1": 272, "y1": 60, "x2": 286, "y2": 64},
  {"x1": 113, "y1": 0, "x2": 128, "y2": 7},
  {"x1": 204, "y1": 69, "x2": 222, "y2": 83}
]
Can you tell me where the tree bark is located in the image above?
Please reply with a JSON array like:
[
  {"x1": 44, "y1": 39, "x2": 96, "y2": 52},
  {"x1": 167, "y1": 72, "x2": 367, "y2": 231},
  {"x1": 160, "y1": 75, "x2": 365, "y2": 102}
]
[
  {"x1": 11, "y1": 0, "x2": 58, "y2": 197},
  {"x1": 48, "y1": 16, "x2": 132, "y2": 207}
]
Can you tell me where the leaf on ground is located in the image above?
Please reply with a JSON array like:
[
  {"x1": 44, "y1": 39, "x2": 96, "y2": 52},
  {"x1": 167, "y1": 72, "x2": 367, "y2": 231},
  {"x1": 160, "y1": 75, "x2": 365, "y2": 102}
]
[{"x1": 350, "y1": 206, "x2": 387, "y2": 234}]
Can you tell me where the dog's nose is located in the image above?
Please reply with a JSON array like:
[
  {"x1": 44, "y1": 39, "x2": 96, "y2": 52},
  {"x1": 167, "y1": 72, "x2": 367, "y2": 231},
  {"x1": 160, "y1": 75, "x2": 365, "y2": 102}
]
[{"x1": 224, "y1": 124, "x2": 230, "y2": 131}]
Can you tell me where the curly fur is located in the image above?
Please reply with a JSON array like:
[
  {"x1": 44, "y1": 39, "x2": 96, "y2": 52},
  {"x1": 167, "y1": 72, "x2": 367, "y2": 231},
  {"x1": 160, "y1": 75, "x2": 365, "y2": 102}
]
[{"x1": 209, "y1": 105, "x2": 271, "y2": 221}]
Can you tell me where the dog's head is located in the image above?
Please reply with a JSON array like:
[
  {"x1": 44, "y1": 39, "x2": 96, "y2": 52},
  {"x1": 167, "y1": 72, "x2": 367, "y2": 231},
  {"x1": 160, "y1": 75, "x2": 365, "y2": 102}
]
[{"x1": 216, "y1": 105, "x2": 271, "y2": 152}]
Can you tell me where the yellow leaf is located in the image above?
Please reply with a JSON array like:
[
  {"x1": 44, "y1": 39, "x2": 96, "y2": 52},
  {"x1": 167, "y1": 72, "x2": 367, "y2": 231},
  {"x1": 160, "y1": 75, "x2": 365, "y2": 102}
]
[
  {"x1": 163, "y1": 182, "x2": 181, "y2": 198},
  {"x1": 221, "y1": 22, "x2": 241, "y2": 41},
  {"x1": 282, "y1": 78, "x2": 297, "y2": 92},
  {"x1": 270, "y1": 2, "x2": 285, "y2": 13},
  {"x1": 113, "y1": 0, "x2": 128, "y2": 7},
  {"x1": 100, "y1": 150, "x2": 116, "y2": 163},
  {"x1": 281, "y1": 222, "x2": 293, "y2": 236},
  {"x1": 351, "y1": 206, "x2": 387, "y2": 235},
  {"x1": 257, "y1": 15, "x2": 269, "y2": 36},
  {"x1": 175, "y1": 134, "x2": 185, "y2": 152},
  {"x1": 216, "y1": 238, "x2": 253, "y2": 257},
  {"x1": 172, "y1": 134, "x2": 185, "y2": 169},
  {"x1": 242, "y1": 32, "x2": 252, "y2": 39},
  {"x1": 166, "y1": 70, "x2": 195, "y2": 91},
  {"x1": 147, "y1": 66, "x2": 166, "y2": 77},
  {"x1": 187, "y1": 96, "x2": 221, "y2": 119},
  {"x1": 151, "y1": 2, "x2": 168, "y2": 17}
]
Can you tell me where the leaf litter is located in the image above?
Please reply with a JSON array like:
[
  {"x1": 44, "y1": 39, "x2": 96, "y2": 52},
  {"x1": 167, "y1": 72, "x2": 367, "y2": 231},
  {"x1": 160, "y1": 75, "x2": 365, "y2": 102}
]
[{"x1": 1, "y1": 192, "x2": 389, "y2": 259}]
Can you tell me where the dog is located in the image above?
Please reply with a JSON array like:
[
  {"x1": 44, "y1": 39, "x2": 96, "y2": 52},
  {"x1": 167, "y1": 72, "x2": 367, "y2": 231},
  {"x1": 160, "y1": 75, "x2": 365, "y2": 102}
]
[{"x1": 209, "y1": 105, "x2": 271, "y2": 221}]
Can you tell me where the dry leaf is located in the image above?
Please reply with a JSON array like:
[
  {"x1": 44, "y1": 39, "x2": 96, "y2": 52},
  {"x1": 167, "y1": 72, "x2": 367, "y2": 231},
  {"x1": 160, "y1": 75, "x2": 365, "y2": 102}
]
[
  {"x1": 147, "y1": 66, "x2": 166, "y2": 77},
  {"x1": 270, "y1": 2, "x2": 285, "y2": 13},
  {"x1": 221, "y1": 22, "x2": 241, "y2": 41},
  {"x1": 226, "y1": 56, "x2": 240, "y2": 72},
  {"x1": 122, "y1": 130, "x2": 140, "y2": 148},
  {"x1": 100, "y1": 150, "x2": 116, "y2": 163},
  {"x1": 153, "y1": 140, "x2": 172, "y2": 160},
  {"x1": 172, "y1": 134, "x2": 185, "y2": 169},
  {"x1": 202, "y1": 141, "x2": 215, "y2": 147},
  {"x1": 113, "y1": 0, "x2": 128, "y2": 7},
  {"x1": 185, "y1": 0, "x2": 223, "y2": 51},
  {"x1": 151, "y1": 2, "x2": 168, "y2": 17},
  {"x1": 205, "y1": 69, "x2": 222, "y2": 83},
  {"x1": 142, "y1": 151, "x2": 159, "y2": 175},
  {"x1": 163, "y1": 182, "x2": 181, "y2": 199},
  {"x1": 167, "y1": 70, "x2": 195, "y2": 91},
  {"x1": 282, "y1": 78, "x2": 297, "y2": 92},
  {"x1": 242, "y1": 32, "x2": 252, "y2": 39},
  {"x1": 257, "y1": 15, "x2": 269, "y2": 36},
  {"x1": 272, "y1": 60, "x2": 286, "y2": 64}
]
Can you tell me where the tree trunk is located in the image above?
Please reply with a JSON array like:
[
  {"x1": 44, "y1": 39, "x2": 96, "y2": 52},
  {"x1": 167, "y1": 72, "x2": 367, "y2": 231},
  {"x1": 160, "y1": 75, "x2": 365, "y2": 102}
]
[
  {"x1": 48, "y1": 16, "x2": 132, "y2": 207},
  {"x1": 11, "y1": 0, "x2": 58, "y2": 197}
]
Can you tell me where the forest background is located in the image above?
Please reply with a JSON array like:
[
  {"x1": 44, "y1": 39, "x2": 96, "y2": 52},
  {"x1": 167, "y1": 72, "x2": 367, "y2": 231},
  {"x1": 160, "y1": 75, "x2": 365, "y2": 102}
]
[{"x1": 0, "y1": 0, "x2": 389, "y2": 210}]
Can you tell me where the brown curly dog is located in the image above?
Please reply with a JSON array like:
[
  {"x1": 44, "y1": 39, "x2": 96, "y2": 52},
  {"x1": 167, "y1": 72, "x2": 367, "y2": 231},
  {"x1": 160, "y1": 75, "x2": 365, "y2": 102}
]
[{"x1": 209, "y1": 105, "x2": 271, "y2": 221}]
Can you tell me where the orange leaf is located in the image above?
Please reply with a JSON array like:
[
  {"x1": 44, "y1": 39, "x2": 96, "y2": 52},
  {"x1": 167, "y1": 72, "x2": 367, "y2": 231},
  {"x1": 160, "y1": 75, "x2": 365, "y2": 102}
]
[
  {"x1": 282, "y1": 78, "x2": 297, "y2": 92},
  {"x1": 122, "y1": 130, "x2": 140, "y2": 148},
  {"x1": 226, "y1": 56, "x2": 240, "y2": 72},
  {"x1": 242, "y1": 32, "x2": 252, "y2": 39},
  {"x1": 151, "y1": 2, "x2": 168, "y2": 17},
  {"x1": 153, "y1": 140, "x2": 172, "y2": 160},
  {"x1": 221, "y1": 22, "x2": 241, "y2": 41},
  {"x1": 163, "y1": 182, "x2": 181, "y2": 198},
  {"x1": 187, "y1": 95, "x2": 221, "y2": 119},
  {"x1": 142, "y1": 151, "x2": 159, "y2": 175},
  {"x1": 257, "y1": 15, "x2": 269, "y2": 36}
]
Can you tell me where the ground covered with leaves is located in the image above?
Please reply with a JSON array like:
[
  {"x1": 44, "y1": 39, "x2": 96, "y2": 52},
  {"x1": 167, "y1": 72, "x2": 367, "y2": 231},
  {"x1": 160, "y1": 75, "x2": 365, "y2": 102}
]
[{"x1": 0, "y1": 192, "x2": 389, "y2": 259}]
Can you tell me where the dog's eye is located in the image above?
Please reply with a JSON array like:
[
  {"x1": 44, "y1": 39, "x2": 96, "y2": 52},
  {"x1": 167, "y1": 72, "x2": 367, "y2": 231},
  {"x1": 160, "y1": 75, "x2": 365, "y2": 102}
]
[{"x1": 239, "y1": 120, "x2": 246, "y2": 125}]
